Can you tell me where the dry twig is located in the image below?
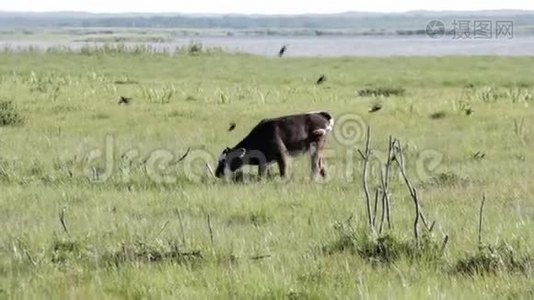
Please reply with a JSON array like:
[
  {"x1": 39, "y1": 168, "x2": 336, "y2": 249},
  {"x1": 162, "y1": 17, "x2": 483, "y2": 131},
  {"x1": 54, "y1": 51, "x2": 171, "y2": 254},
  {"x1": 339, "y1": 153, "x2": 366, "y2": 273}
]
[
  {"x1": 478, "y1": 193, "x2": 486, "y2": 245},
  {"x1": 393, "y1": 140, "x2": 434, "y2": 232},
  {"x1": 372, "y1": 188, "x2": 380, "y2": 227},
  {"x1": 357, "y1": 126, "x2": 373, "y2": 231},
  {"x1": 207, "y1": 214, "x2": 214, "y2": 245},
  {"x1": 58, "y1": 207, "x2": 71, "y2": 238},
  {"x1": 176, "y1": 147, "x2": 191, "y2": 164}
]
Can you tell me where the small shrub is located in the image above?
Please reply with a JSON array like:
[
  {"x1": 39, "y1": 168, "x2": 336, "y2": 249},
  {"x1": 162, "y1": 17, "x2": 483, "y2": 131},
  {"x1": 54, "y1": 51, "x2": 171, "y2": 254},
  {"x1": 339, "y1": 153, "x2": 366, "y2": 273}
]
[
  {"x1": 322, "y1": 222, "x2": 444, "y2": 264},
  {"x1": 50, "y1": 238, "x2": 90, "y2": 265},
  {"x1": 188, "y1": 42, "x2": 203, "y2": 55},
  {"x1": 424, "y1": 172, "x2": 470, "y2": 188},
  {"x1": 174, "y1": 42, "x2": 224, "y2": 56},
  {"x1": 506, "y1": 87, "x2": 533, "y2": 103},
  {"x1": 477, "y1": 87, "x2": 499, "y2": 103},
  {"x1": 141, "y1": 86, "x2": 176, "y2": 104},
  {"x1": 454, "y1": 243, "x2": 533, "y2": 276},
  {"x1": 228, "y1": 209, "x2": 271, "y2": 227},
  {"x1": 429, "y1": 111, "x2": 447, "y2": 119},
  {"x1": 464, "y1": 83, "x2": 476, "y2": 89},
  {"x1": 0, "y1": 100, "x2": 24, "y2": 126},
  {"x1": 357, "y1": 233, "x2": 443, "y2": 263},
  {"x1": 101, "y1": 240, "x2": 203, "y2": 267},
  {"x1": 357, "y1": 87, "x2": 406, "y2": 97}
]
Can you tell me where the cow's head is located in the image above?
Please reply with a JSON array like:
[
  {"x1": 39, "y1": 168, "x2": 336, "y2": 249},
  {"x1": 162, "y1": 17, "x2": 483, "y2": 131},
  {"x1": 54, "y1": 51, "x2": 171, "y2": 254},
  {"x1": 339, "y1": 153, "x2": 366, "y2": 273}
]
[{"x1": 215, "y1": 147, "x2": 246, "y2": 178}]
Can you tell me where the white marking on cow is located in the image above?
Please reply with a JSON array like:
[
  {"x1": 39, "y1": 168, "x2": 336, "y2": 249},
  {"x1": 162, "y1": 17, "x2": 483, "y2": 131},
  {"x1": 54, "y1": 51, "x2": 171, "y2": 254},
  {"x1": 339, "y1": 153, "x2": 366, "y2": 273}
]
[
  {"x1": 325, "y1": 117, "x2": 334, "y2": 132},
  {"x1": 313, "y1": 128, "x2": 327, "y2": 135},
  {"x1": 313, "y1": 117, "x2": 334, "y2": 136},
  {"x1": 218, "y1": 153, "x2": 227, "y2": 161},
  {"x1": 236, "y1": 148, "x2": 246, "y2": 158}
]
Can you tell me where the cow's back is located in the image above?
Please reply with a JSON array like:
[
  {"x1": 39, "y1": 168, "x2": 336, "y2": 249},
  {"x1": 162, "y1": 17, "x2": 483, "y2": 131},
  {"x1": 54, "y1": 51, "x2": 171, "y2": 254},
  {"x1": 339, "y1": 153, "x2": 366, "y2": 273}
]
[
  {"x1": 275, "y1": 112, "x2": 333, "y2": 153},
  {"x1": 235, "y1": 111, "x2": 333, "y2": 157}
]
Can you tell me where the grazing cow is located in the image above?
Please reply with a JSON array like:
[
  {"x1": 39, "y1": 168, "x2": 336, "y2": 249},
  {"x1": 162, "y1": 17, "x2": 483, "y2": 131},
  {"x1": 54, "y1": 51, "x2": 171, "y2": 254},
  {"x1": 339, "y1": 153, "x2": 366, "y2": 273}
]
[{"x1": 215, "y1": 111, "x2": 334, "y2": 180}]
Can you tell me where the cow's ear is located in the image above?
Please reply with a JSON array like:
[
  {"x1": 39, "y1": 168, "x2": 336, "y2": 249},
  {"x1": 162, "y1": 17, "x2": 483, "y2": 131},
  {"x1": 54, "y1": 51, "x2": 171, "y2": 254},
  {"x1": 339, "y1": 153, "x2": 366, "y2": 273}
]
[{"x1": 236, "y1": 148, "x2": 246, "y2": 158}]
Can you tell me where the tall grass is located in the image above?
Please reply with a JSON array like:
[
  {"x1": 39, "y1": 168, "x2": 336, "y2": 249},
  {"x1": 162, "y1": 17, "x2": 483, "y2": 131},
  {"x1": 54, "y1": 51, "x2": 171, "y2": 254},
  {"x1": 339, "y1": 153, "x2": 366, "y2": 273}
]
[
  {"x1": 0, "y1": 42, "x2": 225, "y2": 56},
  {"x1": 0, "y1": 53, "x2": 533, "y2": 298}
]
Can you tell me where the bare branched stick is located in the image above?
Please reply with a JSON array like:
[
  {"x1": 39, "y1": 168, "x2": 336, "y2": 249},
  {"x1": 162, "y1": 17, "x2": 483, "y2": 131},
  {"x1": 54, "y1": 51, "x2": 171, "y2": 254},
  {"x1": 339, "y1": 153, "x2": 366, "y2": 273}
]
[
  {"x1": 393, "y1": 141, "x2": 424, "y2": 244},
  {"x1": 419, "y1": 213, "x2": 433, "y2": 232},
  {"x1": 379, "y1": 191, "x2": 386, "y2": 234},
  {"x1": 206, "y1": 163, "x2": 215, "y2": 177},
  {"x1": 413, "y1": 188, "x2": 420, "y2": 245},
  {"x1": 393, "y1": 140, "x2": 433, "y2": 232},
  {"x1": 393, "y1": 140, "x2": 416, "y2": 198},
  {"x1": 176, "y1": 209, "x2": 186, "y2": 247},
  {"x1": 372, "y1": 188, "x2": 380, "y2": 227},
  {"x1": 384, "y1": 192, "x2": 392, "y2": 230},
  {"x1": 58, "y1": 207, "x2": 71, "y2": 238},
  {"x1": 440, "y1": 235, "x2": 449, "y2": 253},
  {"x1": 207, "y1": 214, "x2": 214, "y2": 245},
  {"x1": 429, "y1": 221, "x2": 436, "y2": 233},
  {"x1": 176, "y1": 147, "x2": 191, "y2": 164},
  {"x1": 383, "y1": 136, "x2": 395, "y2": 229},
  {"x1": 378, "y1": 168, "x2": 387, "y2": 233},
  {"x1": 357, "y1": 126, "x2": 373, "y2": 231},
  {"x1": 478, "y1": 193, "x2": 486, "y2": 245}
]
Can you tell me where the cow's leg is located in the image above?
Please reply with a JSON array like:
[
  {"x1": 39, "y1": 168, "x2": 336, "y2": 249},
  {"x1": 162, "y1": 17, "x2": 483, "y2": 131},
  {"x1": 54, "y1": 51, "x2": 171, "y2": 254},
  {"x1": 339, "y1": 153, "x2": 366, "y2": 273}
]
[
  {"x1": 274, "y1": 138, "x2": 289, "y2": 178},
  {"x1": 310, "y1": 142, "x2": 321, "y2": 180},
  {"x1": 258, "y1": 163, "x2": 267, "y2": 178},
  {"x1": 319, "y1": 157, "x2": 327, "y2": 178},
  {"x1": 277, "y1": 155, "x2": 288, "y2": 178}
]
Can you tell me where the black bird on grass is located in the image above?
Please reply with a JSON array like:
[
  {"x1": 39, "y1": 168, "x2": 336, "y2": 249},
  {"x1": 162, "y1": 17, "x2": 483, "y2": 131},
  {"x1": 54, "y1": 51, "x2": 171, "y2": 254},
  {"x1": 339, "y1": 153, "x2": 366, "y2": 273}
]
[
  {"x1": 368, "y1": 103, "x2": 383, "y2": 113},
  {"x1": 228, "y1": 122, "x2": 237, "y2": 132},
  {"x1": 473, "y1": 151, "x2": 486, "y2": 160},
  {"x1": 316, "y1": 74, "x2": 326, "y2": 85},
  {"x1": 278, "y1": 45, "x2": 287, "y2": 57},
  {"x1": 464, "y1": 107, "x2": 474, "y2": 116},
  {"x1": 118, "y1": 96, "x2": 131, "y2": 105}
]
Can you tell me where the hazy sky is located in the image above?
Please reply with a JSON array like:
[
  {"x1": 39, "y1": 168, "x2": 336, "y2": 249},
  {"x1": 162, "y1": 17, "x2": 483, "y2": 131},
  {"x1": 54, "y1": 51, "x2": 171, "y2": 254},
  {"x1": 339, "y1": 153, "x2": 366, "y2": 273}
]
[{"x1": 2, "y1": 0, "x2": 534, "y2": 14}]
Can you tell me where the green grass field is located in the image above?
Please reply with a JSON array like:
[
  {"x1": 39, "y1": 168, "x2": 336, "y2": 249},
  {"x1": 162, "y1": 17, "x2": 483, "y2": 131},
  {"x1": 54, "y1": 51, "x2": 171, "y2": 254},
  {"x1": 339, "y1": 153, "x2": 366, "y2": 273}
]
[{"x1": 1, "y1": 49, "x2": 534, "y2": 299}]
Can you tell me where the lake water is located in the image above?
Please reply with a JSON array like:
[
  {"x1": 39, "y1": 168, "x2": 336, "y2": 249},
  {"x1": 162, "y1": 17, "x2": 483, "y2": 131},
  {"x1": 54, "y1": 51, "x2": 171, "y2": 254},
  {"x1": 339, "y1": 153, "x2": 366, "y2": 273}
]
[{"x1": 2, "y1": 36, "x2": 534, "y2": 57}]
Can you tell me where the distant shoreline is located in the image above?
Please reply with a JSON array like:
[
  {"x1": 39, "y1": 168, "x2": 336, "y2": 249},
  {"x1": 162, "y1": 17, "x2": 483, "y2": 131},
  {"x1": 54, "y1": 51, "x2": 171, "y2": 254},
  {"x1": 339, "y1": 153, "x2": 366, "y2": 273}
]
[{"x1": 2, "y1": 35, "x2": 533, "y2": 57}]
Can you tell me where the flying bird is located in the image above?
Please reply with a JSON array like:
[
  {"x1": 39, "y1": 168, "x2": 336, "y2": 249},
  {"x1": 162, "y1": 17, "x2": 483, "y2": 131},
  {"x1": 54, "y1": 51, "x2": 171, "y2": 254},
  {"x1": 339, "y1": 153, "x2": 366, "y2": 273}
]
[
  {"x1": 464, "y1": 107, "x2": 474, "y2": 116},
  {"x1": 228, "y1": 122, "x2": 237, "y2": 132},
  {"x1": 278, "y1": 45, "x2": 287, "y2": 57},
  {"x1": 368, "y1": 103, "x2": 383, "y2": 113},
  {"x1": 118, "y1": 96, "x2": 131, "y2": 105},
  {"x1": 316, "y1": 74, "x2": 326, "y2": 85}
]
